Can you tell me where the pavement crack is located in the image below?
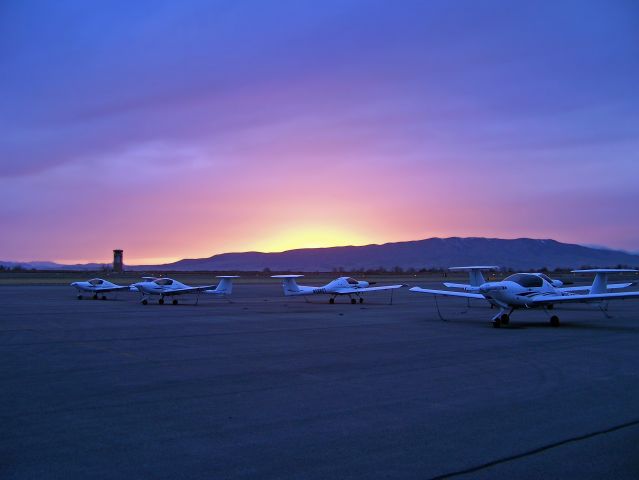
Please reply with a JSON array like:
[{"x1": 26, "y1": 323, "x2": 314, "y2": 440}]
[{"x1": 428, "y1": 417, "x2": 639, "y2": 479}]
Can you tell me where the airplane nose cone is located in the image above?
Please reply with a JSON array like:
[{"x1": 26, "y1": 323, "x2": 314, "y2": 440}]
[
  {"x1": 70, "y1": 282, "x2": 77, "y2": 287},
  {"x1": 359, "y1": 281, "x2": 369, "y2": 288}
]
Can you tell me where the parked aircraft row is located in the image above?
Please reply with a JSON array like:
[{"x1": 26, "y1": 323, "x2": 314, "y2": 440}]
[
  {"x1": 71, "y1": 268, "x2": 639, "y2": 328},
  {"x1": 72, "y1": 276, "x2": 239, "y2": 305}
]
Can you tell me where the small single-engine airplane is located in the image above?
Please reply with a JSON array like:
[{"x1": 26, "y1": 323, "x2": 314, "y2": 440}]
[
  {"x1": 410, "y1": 269, "x2": 639, "y2": 328},
  {"x1": 271, "y1": 275, "x2": 404, "y2": 303},
  {"x1": 443, "y1": 266, "x2": 634, "y2": 293},
  {"x1": 71, "y1": 278, "x2": 130, "y2": 300},
  {"x1": 130, "y1": 276, "x2": 238, "y2": 305}
]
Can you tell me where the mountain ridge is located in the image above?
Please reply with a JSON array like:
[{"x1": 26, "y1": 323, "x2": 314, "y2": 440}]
[
  {"x1": 129, "y1": 237, "x2": 639, "y2": 271},
  {"x1": 3, "y1": 237, "x2": 638, "y2": 272}
]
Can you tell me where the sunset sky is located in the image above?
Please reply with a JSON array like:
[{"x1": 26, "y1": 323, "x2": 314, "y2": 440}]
[{"x1": 2, "y1": 0, "x2": 638, "y2": 264}]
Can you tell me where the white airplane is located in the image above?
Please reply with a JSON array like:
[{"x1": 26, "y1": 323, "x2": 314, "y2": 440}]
[
  {"x1": 271, "y1": 275, "x2": 404, "y2": 303},
  {"x1": 443, "y1": 266, "x2": 634, "y2": 293},
  {"x1": 71, "y1": 278, "x2": 130, "y2": 300},
  {"x1": 130, "y1": 276, "x2": 238, "y2": 305},
  {"x1": 410, "y1": 269, "x2": 639, "y2": 328}
]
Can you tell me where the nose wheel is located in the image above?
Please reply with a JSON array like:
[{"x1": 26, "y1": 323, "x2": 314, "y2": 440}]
[
  {"x1": 92, "y1": 294, "x2": 98, "y2": 300},
  {"x1": 350, "y1": 298, "x2": 357, "y2": 304},
  {"x1": 329, "y1": 298, "x2": 335, "y2": 304},
  {"x1": 77, "y1": 294, "x2": 83, "y2": 300},
  {"x1": 141, "y1": 299, "x2": 148, "y2": 305},
  {"x1": 172, "y1": 299, "x2": 178, "y2": 305},
  {"x1": 159, "y1": 298, "x2": 165, "y2": 305},
  {"x1": 550, "y1": 315, "x2": 560, "y2": 327},
  {"x1": 359, "y1": 297, "x2": 364, "y2": 304}
]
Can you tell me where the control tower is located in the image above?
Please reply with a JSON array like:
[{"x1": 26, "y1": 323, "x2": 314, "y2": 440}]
[{"x1": 113, "y1": 249, "x2": 124, "y2": 273}]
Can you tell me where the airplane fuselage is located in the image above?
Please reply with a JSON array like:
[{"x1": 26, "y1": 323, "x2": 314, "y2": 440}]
[
  {"x1": 479, "y1": 280, "x2": 562, "y2": 308},
  {"x1": 286, "y1": 278, "x2": 371, "y2": 296}
]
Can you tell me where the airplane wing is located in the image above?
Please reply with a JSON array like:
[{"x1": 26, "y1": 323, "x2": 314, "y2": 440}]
[
  {"x1": 559, "y1": 283, "x2": 635, "y2": 293},
  {"x1": 443, "y1": 282, "x2": 471, "y2": 289},
  {"x1": 334, "y1": 285, "x2": 405, "y2": 294},
  {"x1": 163, "y1": 285, "x2": 218, "y2": 295},
  {"x1": 409, "y1": 287, "x2": 485, "y2": 299},
  {"x1": 531, "y1": 291, "x2": 639, "y2": 305}
]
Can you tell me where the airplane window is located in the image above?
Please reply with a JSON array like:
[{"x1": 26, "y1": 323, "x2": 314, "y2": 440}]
[
  {"x1": 538, "y1": 274, "x2": 553, "y2": 283},
  {"x1": 346, "y1": 278, "x2": 358, "y2": 284},
  {"x1": 88, "y1": 279, "x2": 103, "y2": 285},
  {"x1": 155, "y1": 279, "x2": 173, "y2": 286},
  {"x1": 504, "y1": 274, "x2": 543, "y2": 288}
]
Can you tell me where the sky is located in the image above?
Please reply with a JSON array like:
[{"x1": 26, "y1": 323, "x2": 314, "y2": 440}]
[{"x1": 1, "y1": 0, "x2": 638, "y2": 264}]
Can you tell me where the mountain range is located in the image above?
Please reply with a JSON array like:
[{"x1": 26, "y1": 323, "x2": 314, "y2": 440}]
[
  {"x1": 132, "y1": 237, "x2": 639, "y2": 271},
  {"x1": 3, "y1": 237, "x2": 639, "y2": 272}
]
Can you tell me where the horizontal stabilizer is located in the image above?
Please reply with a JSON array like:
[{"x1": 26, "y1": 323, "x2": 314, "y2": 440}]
[{"x1": 271, "y1": 275, "x2": 304, "y2": 278}]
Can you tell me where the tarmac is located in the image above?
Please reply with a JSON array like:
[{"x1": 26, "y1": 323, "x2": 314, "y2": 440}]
[{"x1": 2, "y1": 282, "x2": 639, "y2": 479}]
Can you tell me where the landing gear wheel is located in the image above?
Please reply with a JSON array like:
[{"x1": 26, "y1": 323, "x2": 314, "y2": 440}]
[
  {"x1": 92, "y1": 294, "x2": 98, "y2": 300},
  {"x1": 77, "y1": 295, "x2": 83, "y2": 300},
  {"x1": 172, "y1": 299, "x2": 178, "y2": 305},
  {"x1": 493, "y1": 318, "x2": 502, "y2": 328},
  {"x1": 101, "y1": 296, "x2": 107, "y2": 300},
  {"x1": 359, "y1": 298, "x2": 364, "y2": 304},
  {"x1": 159, "y1": 298, "x2": 165, "y2": 305},
  {"x1": 142, "y1": 299, "x2": 148, "y2": 305},
  {"x1": 550, "y1": 315, "x2": 560, "y2": 327},
  {"x1": 351, "y1": 298, "x2": 357, "y2": 304},
  {"x1": 329, "y1": 298, "x2": 335, "y2": 304},
  {"x1": 500, "y1": 314, "x2": 510, "y2": 325}
]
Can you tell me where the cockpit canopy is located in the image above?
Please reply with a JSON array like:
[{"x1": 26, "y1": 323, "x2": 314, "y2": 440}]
[
  {"x1": 88, "y1": 279, "x2": 104, "y2": 285},
  {"x1": 155, "y1": 278, "x2": 173, "y2": 286},
  {"x1": 345, "y1": 277, "x2": 359, "y2": 285},
  {"x1": 504, "y1": 273, "x2": 543, "y2": 288},
  {"x1": 536, "y1": 273, "x2": 554, "y2": 283}
]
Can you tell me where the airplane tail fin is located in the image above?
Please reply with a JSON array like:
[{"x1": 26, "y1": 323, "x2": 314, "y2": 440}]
[
  {"x1": 572, "y1": 269, "x2": 638, "y2": 294},
  {"x1": 271, "y1": 275, "x2": 303, "y2": 295},
  {"x1": 449, "y1": 266, "x2": 499, "y2": 287},
  {"x1": 215, "y1": 276, "x2": 239, "y2": 295}
]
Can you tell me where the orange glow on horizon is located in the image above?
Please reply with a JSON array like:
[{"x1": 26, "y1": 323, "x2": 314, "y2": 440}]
[{"x1": 251, "y1": 224, "x2": 373, "y2": 253}]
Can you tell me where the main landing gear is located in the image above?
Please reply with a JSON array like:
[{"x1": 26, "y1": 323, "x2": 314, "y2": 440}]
[
  {"x1": 77, "y1": 294, "x2": 83, "y2": 300},
  {"x1": 493, "y1": 313, "x2": 510, "y2": 328},
  {"x1": 92, "y1": 294, "x2": 98, "y2": 300},
  {"x1": 328, "y1": 297, "x2": 364, "y2": 304},
  {"x1": 141, "y1": 299, "x2": 148, "y2": 305},
  {"x1": 172, "y1": 299, "x2": 178, "y2": 305},
  {"x1": 550, "y1": 315, "x2": 560, "y2": 327},
  {"x1": 159, "y1": 298, "x2": 164, "y2": 305}
]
